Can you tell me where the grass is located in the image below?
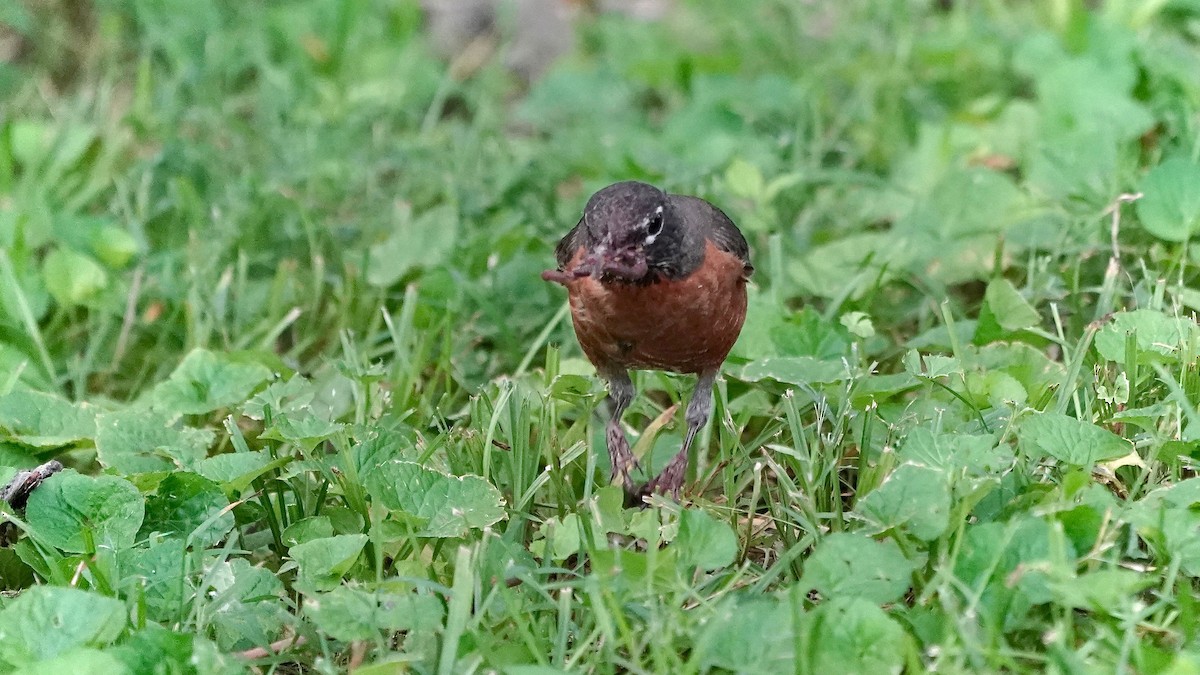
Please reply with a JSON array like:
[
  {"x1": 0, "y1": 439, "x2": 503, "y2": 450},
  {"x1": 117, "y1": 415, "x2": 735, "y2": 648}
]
[{"x1": 2, "y1": 0, "x2": 1200, "y2": 672}]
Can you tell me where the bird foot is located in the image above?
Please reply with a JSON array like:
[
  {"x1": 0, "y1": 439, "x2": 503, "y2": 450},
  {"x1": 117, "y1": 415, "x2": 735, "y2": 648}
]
[
  {"x1": 638, "y1": 454, "x2": 688, "y2": 503},
  {"x1": 606, "y1": 425, "x2": 641, "y2": 493}
]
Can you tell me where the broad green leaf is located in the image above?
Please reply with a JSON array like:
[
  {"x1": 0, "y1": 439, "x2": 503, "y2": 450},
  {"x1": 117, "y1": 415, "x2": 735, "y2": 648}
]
[
  {"x1": 1128, "y1": 479, "x2": 1200, "y2": 577},
  {"x1": 1036, "y1": 57, "x2": 1147, "y2": 139},
  {"x1": 1057, "y1": 502, "x2": 1110, "y2": 560},
  {"x1": 849, "y1": 373, "x2": 922, "y2": 407},
  {"x1": 88, "y1": 225, "x2": 139, "y2": 269},
  {"x1": 8, "y1": 120, "x2": 96, "y2": 174},
  {"x1": 240, "y1": 374, "x2": 316, "y2": 420},
  {"x1": 698, "y1": 595, "x2": 794, "y2": 672},
  {"x1": 291, "y1": 534, "x2": 368, "y2": 592},
  {"x1": 25, "y1": 471, "x2": 145, "y2": 552},
  {"x1": 479, "y1": 533, "x2": 539, "y2": 590},
  {"x1": 206, "y1": 559, "x2": 289, "y2": 651},
  {"x1": 1094, "y1": 310, "x2": 1198, "y2": 364},
  {"x1": 530, "y1": 513, "x2": 584, "y2": 561},
  {"x1": 195, "y1": 450, "x2": 281, "y2": 489},
  {"x1": 855, "y1": 464, "x2": 951, "y2": 540},
  {"x1": 898, "y1": 428, "x2": 1012, "y2": 477},
  {"x1": 1131, "y1": 476, "x2": 1200, "y2": 512},
  {"x1": 304, "y1": 587, "x2": 444, "y2": 642},
  {"x1": 110, "y1": 624, "x2": 240, "y2": 675},
  {"x1": 904, "y1": 352, "x2": 963, "y2": 379},
  {"x1": 908, "y1": 321, "x2": 978, "y2": 352},
  {"x1": 1016, "y1": 34, "x2": 1151, "y2": 176},
  {"x1": 627, "y1": 482, "x2": 672, "y2": 536},
  {"x1": 591, "y1": 485, "x2": 628, "y2": 535},
  {"x1": 212, "y1": 558, "x2": 285, "y2": 604},
  {"x1": 982, "y1": 278, "x2": 1040, "y2": 332},
  {"x1": 724, "y1": 158, "x2": 765, "y2": 200},
  {"x1": 0, "y1": 586, "x2": 125, "y2": 666},
  {"x1": 791, "y1": 232, "x2": 897, "y2": 299},
  {"x1": 840, "y1": 311, "x2": 875, "y2": 339},
  {"x1": 367, "y1": 203, "x2": 459, "y2": 287},
  {"x1": 674, "y1": 508, "x2": 737, "y2": 570},
  {"x1": 0, "y1": 389, "x2": 96, "y2": 447},
  {"x1": 14, "y1": 648, "x2": 124, "y2": 675},
  {"x1": 954, "y1": 517, "x2": 1072, "y2": 629},
  {"x1": 801, "y1": 533, "x2": 916, "y2": 604},
  {"x1": 548, "y1": 373, "x2": 594, "y2": 401},
  {"x1": 590, "y1": 547, "x2": 676, "y2": 595},
  {"x1": 518, "y1": 66, "x2": 637, "y2": 133},
  {"x1": 1026, "y1": 130, "x2": 1120, "y2": 205},
  {"x1": 737, "y1": 357, "x2": 848, "y2": 386},
  {"x1": 1017, "y1": 412, "x2": 1130, "y2": 465},
  {"x1": 0, "y1": 342, "x2": 51, "y2": 391},
  {"x1": 730, "y1": 287, "x2": 784, "y2": 360},
  {"x1": 322, "y1": 506, "x2": 365, "y2": 539},
  {"x1": 1141, "y1": 506, "x2": 1200, "y2": 577},
  {"x1": 260, "y1": 412, "x2": 344, "y2": 450},
  {"x1": 125, "y1": 538, "x2": 190, "y2": 620},
  {"x1": 347, "y1": 430, "x2": 419, "y2": 476},
  {"x1": 801, "y1": 597, "x2": 907, "y2": 675},
  {"x1": 282, "y1": 516, "x2": 335, "y2": 546},
  {"x1": 139, "y1": 472, "x2": 234, "y2": 547},
  {"x1": 0, "y1": 546, "x2": 34, "y2": 589},
  {"x1": 897, "y1": 168, "x2": 1026, "y2": 241},
  {"x1": 1050, "y1": 568, "x2": 1154, "y2": 614},
  {"x1": 769, "y1": 307, "x2": 851, "y2": 360},
  {"x1": 903, "y1": 168, "x2": 1013, "y2": 234},
  {"x1": 148, "y1": 349, "x2": 272, "y2": 415},
  {"x1": 970, "y1": 342, "x2": 1065, "y2": 402},
  {"x1": 42, "y1": 248, "x2": 108, "y2": 307},
  {"x1": 364, "y1": 461, "x2": 506, "y2": 537},
  {"x1": 1137, "y1": 158, "x2": 1200, "y2": 242},
  {"x1": 95, "y1": 408, "x2": 214, "y2": 473},
  {"x1": 963, "y1": 370, "x2": 1028, "y2": 409}
]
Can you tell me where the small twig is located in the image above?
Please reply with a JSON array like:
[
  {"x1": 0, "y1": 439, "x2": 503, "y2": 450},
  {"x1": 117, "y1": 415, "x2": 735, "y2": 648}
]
[
  {"x1": 70, "y1": 559, "x2": 86, "y2": 587},
  {"x1": 348, "y1": 641, "x2": 367, "y2": 670},
  {"x1": 1104, "y1": 192, "x2": 1142, "y2": 264},
  {"x1": 111, "y1": 265, "x2": 145, "y2": 369},
  {"x1": 0, "y1": 460, "x2": 63, "y2": 510},
  {"x1": 237, "y1": 635, "x2": 307, "y2": 660}
]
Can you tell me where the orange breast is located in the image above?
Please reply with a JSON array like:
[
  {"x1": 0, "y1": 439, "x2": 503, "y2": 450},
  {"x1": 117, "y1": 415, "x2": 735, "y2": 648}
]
[{"x1": 563, "y1": 241, "x2": 748, "y2": 374}]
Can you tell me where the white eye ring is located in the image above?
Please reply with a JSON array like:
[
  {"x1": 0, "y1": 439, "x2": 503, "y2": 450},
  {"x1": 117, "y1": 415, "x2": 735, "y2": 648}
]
[
  {"x1": 645, "y1": 206, "x2": 664, "y2": 243},
  {"x1": 647, "y1": 216, "x2": 663, "y2": 236}
]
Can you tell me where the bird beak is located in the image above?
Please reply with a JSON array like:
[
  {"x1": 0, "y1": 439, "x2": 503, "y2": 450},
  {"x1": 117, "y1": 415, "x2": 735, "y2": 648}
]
[{"x1": 587, "y1": 244, "x2": 648, "y2": 281}]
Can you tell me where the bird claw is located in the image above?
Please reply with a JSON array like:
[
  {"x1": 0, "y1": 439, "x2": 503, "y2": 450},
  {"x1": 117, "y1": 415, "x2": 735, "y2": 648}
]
[
  {"x1": 606, "y1": 425, "x2": 641, "y2": 490},
  {"x1": 639, "y1": 454, "x2": 688, "y2": 503}
]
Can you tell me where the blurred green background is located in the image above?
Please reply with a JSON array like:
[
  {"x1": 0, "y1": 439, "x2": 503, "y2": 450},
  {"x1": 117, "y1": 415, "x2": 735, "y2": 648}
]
[
  {"x1": 2, "y1": 0, "x2": 1196, "y2": 405},
  {"x1": 5, "y1": 1, "x2": 1200, "y2": 672}
]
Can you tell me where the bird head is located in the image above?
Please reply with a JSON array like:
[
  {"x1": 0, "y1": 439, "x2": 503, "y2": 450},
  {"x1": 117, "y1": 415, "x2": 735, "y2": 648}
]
[{"x1": 573, "y1": 181, "x2": 679, "y2": 283}]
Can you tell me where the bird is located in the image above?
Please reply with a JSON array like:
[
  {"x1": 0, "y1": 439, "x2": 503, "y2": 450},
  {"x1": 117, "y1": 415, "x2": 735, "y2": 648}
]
[{"x1": 542, "y1": 181, "x2": 753, "y2": 499}]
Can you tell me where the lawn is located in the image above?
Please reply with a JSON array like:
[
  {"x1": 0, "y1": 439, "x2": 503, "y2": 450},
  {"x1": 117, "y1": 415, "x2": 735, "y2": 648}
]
[{"x1": 2, "y1": 0, "x2": 1200, "y2": 672}]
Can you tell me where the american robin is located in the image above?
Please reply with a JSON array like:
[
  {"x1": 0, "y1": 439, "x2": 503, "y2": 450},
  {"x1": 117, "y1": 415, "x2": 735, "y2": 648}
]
[{"x1": 542, "y1": 181, "x2": 753, "y2": 499}]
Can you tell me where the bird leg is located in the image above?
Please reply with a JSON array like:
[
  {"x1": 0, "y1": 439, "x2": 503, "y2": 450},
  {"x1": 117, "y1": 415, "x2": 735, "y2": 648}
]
[
  {"x1": 644, "y1": 369, "x2": 717, "y2": 499},
  {"x1": 604, "y1": 369, "x2": 639, "y2": 493}
]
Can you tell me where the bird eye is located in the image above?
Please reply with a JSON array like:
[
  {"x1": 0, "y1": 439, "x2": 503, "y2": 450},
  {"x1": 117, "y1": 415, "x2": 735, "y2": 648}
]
[{"x1": 646, "y1": 212, "x2": 664, "y2": 237}]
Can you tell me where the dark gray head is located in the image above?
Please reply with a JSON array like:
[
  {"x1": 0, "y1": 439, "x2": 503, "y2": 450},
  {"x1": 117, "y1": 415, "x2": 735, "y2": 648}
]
[{"x1": 576, "y1": 181, "x2": 703, "y2": 283}]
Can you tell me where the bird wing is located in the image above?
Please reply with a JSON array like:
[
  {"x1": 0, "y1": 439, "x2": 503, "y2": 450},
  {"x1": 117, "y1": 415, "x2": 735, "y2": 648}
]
[
  {"x1": 554, "y1": 217, "x2": 588, "y2": 270},
  {"x1": 669, "y1": 195, "x2": 754, "y2": 276}
]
